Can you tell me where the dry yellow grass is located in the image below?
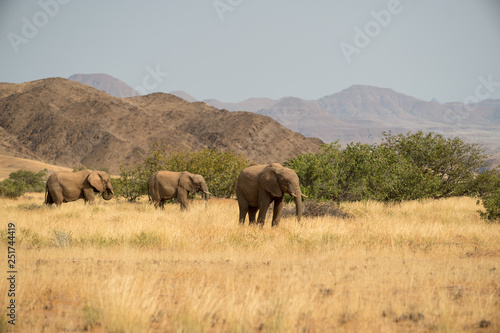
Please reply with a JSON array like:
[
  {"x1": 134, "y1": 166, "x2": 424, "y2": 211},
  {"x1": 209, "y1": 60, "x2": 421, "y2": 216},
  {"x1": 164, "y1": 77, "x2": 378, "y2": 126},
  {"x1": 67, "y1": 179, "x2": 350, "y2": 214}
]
[{"x1": 1, "y1": 194, "x2": 499, "y2": 332}]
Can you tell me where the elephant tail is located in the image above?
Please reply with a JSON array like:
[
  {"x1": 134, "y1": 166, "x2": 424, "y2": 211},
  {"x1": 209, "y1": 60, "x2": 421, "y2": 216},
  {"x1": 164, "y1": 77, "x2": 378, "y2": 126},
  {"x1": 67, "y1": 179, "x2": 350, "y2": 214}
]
[
  {"x1": 44, "y1": 182, "x2": 50, "y2": 205},
  {"x1": 147, "y1": 181, "x2": 151, "y2": 202}
]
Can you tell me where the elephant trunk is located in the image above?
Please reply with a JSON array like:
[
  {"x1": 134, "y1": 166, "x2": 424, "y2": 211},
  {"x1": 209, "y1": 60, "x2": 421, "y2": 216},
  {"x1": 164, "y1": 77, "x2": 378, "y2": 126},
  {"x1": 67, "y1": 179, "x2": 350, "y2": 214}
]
[
  {"x1": 295, "y1": 194, "x2": 303, "y2": 221},
  {"x1": 102, "y1": 188, "x2": 114, "y2": 200},
  {"x1": 289, "y1": 184, "x2": 303, "y2": 221},
  {"x1": 200, "y1": 183, "x2": 210, "y2": 201}
]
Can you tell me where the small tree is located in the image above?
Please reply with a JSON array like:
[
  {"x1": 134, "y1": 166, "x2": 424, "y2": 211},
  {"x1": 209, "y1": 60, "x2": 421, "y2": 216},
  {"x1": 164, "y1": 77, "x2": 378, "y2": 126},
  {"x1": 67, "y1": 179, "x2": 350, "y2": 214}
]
[
  {"x1": 8, "y1": 169, "x2": 47, "y2": 192},
  {"x1": 285, "y1": 142, "x2": 343, "y2": 200},
  {"x1": 476, "y1": 168, "x2": 500, "y2": 222},
  {"x1": 0, "y1": 169, "x2": 48, "y2": 199},
  {"x1": 0, "y1": 178, "x2": 26, "y2": 199},
  {"x1": 381, "y1": 131, "x2": 488, "y2": 198},
  {"x1": 286, "y1": 131, "x2": 492, "y2": 203},
  {"x1": 111, "y1": 164, "x2": 148, "y2": 202}
]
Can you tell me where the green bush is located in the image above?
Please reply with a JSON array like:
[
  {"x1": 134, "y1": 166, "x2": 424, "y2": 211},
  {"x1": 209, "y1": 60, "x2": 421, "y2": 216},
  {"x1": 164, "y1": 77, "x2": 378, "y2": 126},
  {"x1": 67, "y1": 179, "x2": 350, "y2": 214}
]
[
  {"x1": 480, "y1": 189, "x2": 500, "y2": 222},
  {"x1": 0, "y1": 169, "x2": 47, "y2": 198},
  {"x1": 8, "y1": 169, "x2": 47, "y2": 192},
  {"x1": 476, "y1": 169, "x2": 500, "y2": 222},
  {"x1": 0, "y1": 178, "x2": 26, "y2": 199},
  {"x1": 112, "y1": 164, "x2": 148, "y2": 202},
  {"x1": 380, "y1": 131, "x2": 487, "y2": 198},
  {"x1": 286, "y1": 131, "x2": 493, "y2": 203},
  {"x1": 113, "y1": 144, "x2": 249, "y2": 201}
]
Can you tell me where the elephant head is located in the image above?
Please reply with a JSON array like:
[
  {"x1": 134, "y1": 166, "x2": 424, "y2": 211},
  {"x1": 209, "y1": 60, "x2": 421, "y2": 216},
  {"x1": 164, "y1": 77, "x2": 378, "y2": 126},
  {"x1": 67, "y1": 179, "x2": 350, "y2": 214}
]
[
  {"x1": 87, "y1": 171, "x2": 114, "y2": 200},
  {"x1": 179, "y1": 172, "x2": 210, "y2": 201},
  {"x1": 258, "y1": 163, "x2": 304, "y2": 221}
]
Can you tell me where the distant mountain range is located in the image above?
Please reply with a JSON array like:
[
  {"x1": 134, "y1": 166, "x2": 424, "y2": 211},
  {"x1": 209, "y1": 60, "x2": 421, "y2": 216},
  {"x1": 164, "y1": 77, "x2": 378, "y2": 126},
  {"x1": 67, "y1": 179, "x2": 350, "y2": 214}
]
[
  {"x1": 68, "y1": 73, "x2": 139, "y2": 98},
  {"x1": 69, "y1": 73, "x2": 500, "y2": 158},
  {"x1": 172, "y1": 86, "x2": 500, "y2": 155}
]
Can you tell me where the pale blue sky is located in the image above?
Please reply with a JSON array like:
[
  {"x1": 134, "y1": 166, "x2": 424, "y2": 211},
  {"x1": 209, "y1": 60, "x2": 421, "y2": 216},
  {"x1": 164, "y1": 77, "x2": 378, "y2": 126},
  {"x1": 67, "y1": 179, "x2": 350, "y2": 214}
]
[{"x1": 1, "y1": 0, "x2": 499, "y2": 103}]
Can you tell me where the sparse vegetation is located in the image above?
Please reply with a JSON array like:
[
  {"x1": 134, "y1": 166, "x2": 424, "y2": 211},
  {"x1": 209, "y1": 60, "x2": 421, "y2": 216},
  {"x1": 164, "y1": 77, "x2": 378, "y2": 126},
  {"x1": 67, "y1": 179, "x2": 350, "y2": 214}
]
[
  {"x1": 0, "y1": 169, "x2": 47, "y2": 198},
  {"x1": 477, "y1": 168, "x2": 500, "y2": 222},
  {"x1": 1, "y1": 193, "x2": 499, "y2": 332},
  {"x1": 114, "y1": 144, "x2": 248, "y2": 201},
  {"x1": 286, "y1": 131, "x2": 495, "y2": 203}
]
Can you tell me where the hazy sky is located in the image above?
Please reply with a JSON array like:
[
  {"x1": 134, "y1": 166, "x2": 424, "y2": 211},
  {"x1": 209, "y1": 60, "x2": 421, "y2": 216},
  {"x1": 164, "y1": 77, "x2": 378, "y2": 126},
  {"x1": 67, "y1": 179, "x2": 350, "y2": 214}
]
[{"x1": 1, "y1": 0, "x2": 500, "y2": 103}]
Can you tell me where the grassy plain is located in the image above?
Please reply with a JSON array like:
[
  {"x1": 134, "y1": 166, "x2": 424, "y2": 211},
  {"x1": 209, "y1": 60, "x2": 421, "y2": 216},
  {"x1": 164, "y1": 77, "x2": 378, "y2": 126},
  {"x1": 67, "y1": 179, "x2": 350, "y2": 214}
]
[{"x1": 0, "y1": 194, "x2": 499, "y2": 332}]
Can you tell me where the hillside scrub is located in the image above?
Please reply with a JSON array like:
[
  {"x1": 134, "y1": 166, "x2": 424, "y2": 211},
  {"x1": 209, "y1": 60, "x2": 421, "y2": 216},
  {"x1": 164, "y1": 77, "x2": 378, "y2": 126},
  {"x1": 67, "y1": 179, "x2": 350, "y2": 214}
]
[
  {"x1": 0, "y1": 169, "x2": 47, "y2": 198},
  {"x1": 285, "y1": 131, "x2": 500, "y2": 222},
  {"x1": 286, "y1": 131, "x2": 489, "y2": 202},
  {"x1": 113, "y1": 144, "x2": 249, "y2": 201}
]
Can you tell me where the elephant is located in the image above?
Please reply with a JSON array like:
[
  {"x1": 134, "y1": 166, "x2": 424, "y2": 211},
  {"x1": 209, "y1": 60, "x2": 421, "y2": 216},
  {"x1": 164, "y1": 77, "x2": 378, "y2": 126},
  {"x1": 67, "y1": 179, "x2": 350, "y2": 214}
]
[
  {"x1": 45, "y1": 169, "x2": 114, "y2": 206},
  {"x1": 236, "y1": 163, "x2": 305, "y2": 227},
  {"x1": 147, "y1": 170, "x2": 210, "y2": 210}
]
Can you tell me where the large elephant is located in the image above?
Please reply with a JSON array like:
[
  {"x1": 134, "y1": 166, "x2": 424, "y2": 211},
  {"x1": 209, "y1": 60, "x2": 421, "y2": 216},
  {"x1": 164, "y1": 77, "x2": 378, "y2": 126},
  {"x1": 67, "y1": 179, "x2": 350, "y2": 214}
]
[
  {"x1": 148, "y1": 171, "x2": 210, "y2": 210},
  {"x1": 45, "y1": 169, "x2": 114, "y2": 206},
  {"x1": 236, "y1": 163, "x2": 305, "y2": 227}
]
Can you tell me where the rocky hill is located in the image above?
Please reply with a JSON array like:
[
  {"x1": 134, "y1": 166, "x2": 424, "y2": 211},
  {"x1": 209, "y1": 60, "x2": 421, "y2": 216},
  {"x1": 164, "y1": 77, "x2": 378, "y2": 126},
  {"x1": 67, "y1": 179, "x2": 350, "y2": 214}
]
[
  {"x1": 68, "y1": 73, "x2": 139, "y2": 98},
  {"x1": 0, "y1": 78, "x2": 323, "y2": 173}
]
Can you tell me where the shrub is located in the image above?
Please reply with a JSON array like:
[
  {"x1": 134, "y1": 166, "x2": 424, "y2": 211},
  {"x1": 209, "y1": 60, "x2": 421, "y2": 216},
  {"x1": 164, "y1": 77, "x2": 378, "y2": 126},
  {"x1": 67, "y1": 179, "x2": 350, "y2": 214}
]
[
  {"x1": 477, "y1": 168, "x2": 500, "y2": 222},
  {"x1": 480, "y1": 189, "x2": 500, "y2": 222},
  {"x1": 286, "y1": 131, "x2": 492, "y2": 203},
  {"x1": 8, "y1": 169, "x2": 47, "y2": 192},
  {"x1": 0, "y1": 169, "x2": 48, "y2": 198},
  {"x1": 380, "y1": 131, "x2": 487, "y2": 198},
  {"x1": 0, "y1": 178, "x2": 26, "y2": 199},
  {"x1": 112, "y1": 164, "x2": 148, "y2": 202},
  {"x1": 113, "y1": 144, "x2": 249, "y2": 201},
  {"x1": 285, "y1": 142, "x2": 343, "y2": 200}
]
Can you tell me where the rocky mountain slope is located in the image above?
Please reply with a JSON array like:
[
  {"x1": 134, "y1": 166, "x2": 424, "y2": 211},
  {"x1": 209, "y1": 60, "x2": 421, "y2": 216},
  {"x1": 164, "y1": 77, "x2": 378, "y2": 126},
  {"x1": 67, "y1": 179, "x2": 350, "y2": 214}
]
[{"x1": 0, "y1": 78, "x2": 322, "y2": 173}]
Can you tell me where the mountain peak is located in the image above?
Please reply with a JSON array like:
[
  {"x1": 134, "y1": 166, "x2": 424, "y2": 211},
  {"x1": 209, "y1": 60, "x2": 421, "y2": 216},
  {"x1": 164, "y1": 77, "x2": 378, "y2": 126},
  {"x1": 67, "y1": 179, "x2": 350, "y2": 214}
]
[
  {"x1": 169, "y1": 91, "x2": 198, "y2": 103},
  {"x1": 68, "y1": 73, "x2": 139, "y2": 98}
]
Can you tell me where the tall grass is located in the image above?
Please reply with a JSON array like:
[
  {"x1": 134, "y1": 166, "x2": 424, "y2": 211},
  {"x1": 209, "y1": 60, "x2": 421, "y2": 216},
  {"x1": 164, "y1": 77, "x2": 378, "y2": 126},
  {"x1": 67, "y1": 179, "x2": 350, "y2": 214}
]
[{"x1": 0, "y1": 194, "x2": 499, "y2": 332}]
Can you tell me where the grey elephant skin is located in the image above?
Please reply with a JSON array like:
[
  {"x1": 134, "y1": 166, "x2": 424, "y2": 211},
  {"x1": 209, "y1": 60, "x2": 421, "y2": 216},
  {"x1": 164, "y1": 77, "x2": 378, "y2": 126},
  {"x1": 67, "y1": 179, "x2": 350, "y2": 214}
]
[
  {"x1": 236, "y1": 163, "x2": 304, "y2": 227},
  {"x1": 45, "y1": 170, "x2": 114, "y2": 206},
  {"x1": 148, "y1": 171, "x2": 210, "y2": 210}
]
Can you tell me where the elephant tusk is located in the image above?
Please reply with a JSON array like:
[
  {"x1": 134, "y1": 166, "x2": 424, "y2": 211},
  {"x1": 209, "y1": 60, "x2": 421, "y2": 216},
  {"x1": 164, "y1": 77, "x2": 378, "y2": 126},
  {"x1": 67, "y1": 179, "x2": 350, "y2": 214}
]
[{"x1": 301, "y1": 194, "x2": 308, "y2": 198}]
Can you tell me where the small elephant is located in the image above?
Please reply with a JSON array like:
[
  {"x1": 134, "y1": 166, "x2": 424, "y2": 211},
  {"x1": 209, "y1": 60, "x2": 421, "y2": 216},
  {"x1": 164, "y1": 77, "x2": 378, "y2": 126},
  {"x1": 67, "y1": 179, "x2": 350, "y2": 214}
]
[
  {"x1": 148, "y1": 170, "x2": 210, "y2": 210},
  {"x1": 45, "y1": 169, "x2": 114, "y2": 206},
  {"x1": 236, "y1": 163, "x2": 305, "y2": 227}
]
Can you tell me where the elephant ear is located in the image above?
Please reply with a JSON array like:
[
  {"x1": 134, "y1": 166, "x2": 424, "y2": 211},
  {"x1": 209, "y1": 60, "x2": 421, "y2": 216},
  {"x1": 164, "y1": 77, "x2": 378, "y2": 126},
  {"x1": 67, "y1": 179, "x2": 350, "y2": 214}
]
[
  {"x1": 87, "y1": 172, "x2": 104, "y2": 192},
  {"x1": 179, "y1": 172, "x2": 196, "y2": 193},
  {"x1": 259, "y1": 166, "x2": 282, "y2": 197}
]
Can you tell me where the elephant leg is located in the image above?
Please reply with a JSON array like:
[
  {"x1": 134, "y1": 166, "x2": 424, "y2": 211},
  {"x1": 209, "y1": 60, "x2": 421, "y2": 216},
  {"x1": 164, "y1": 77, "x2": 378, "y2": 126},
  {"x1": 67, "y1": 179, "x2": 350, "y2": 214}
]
[
  {"x1": 45, "y1": 190, "x2": 54, "y2": 205},
  {"x1": 271, "y1": 197, "x2": 284, "y2": 227},
  {"x1": 238, "y1": 204, "x2": 248, "y2": 225},
  {"x1": 159, "y1": 200, "x2": 165, "y2": 210},
  {"x1": 83, "y1": 189, "x2": 95, "y2": 204},
  {"x1": 50, "y1": 188, "x2": 63, "y2": 206},
  {"x1": 257, "y1": 196, "x2": 272, "y2": 226},
  {"x1": 177, "y1": 188, "x2": 189, "y2": 211},
  {"x1": 248, "y1": 206, "x2": 258, "y2": 224}
]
